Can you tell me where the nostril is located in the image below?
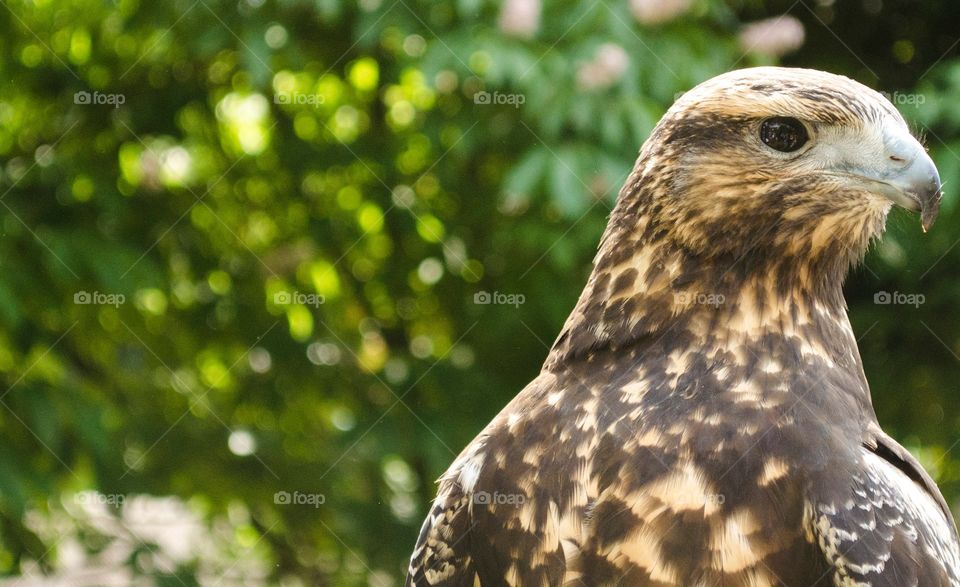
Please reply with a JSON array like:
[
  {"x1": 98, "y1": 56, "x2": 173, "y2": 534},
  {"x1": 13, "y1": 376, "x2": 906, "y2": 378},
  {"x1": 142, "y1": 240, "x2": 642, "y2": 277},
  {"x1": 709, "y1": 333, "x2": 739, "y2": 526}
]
[{"x1": 890, "y1": 155, "x2": 907, "y2": 163}]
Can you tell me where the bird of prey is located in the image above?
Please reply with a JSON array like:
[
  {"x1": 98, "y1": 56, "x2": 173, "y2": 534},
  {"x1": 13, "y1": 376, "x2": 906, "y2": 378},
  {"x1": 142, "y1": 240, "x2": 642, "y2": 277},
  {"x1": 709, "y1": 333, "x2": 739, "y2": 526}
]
[{"x1": 407, "y1": 67, "x2": 959, "y2": 586}]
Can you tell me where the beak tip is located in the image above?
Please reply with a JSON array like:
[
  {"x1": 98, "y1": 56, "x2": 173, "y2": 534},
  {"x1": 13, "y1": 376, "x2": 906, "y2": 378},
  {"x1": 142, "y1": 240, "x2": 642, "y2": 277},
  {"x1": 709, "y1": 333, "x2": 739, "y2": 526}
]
[{"x1": 920, "y1": 190, "x2": 942, "y2": 232}]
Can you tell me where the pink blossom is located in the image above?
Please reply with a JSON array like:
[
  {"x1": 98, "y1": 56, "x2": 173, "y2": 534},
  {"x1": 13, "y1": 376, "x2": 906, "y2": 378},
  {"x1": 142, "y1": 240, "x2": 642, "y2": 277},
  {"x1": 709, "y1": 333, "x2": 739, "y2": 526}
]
[
  {"x1": 629, "y1": 0, "x2": 692, "y2": 26},
  {"x1": 740, "y1": 15, "x2": 806, "y2": 57},
  {"x1": 498, "y1": 0, "x2": 541, "y2": 39}
]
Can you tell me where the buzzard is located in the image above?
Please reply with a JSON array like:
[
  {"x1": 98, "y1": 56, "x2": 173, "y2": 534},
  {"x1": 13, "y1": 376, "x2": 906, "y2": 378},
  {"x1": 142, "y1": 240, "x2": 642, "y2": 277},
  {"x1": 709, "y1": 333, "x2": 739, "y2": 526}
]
[{"x1": 407, "y1": 67, "x2": 959, "y2": 586}]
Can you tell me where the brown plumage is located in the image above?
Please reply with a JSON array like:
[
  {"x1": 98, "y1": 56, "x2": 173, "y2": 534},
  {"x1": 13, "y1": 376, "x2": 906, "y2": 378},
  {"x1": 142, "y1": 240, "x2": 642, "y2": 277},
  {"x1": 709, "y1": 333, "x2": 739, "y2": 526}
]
[{"x1": 407, "y1": 67, "x2": 957, "y2": 586}]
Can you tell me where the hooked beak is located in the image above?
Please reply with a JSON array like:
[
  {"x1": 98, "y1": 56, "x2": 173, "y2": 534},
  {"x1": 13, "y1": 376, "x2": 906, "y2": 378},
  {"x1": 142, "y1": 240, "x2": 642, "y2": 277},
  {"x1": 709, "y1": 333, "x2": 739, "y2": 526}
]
[{"x1": 851, "y1": 127, "x2": 942, "y2": 232}]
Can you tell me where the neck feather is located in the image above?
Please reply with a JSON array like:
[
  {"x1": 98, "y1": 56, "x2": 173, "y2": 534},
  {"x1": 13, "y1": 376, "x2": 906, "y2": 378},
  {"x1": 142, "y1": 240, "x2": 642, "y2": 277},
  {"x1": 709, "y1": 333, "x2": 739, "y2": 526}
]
[{"x1": 544, "y1": 178, "x2": 886, "y2": 375}]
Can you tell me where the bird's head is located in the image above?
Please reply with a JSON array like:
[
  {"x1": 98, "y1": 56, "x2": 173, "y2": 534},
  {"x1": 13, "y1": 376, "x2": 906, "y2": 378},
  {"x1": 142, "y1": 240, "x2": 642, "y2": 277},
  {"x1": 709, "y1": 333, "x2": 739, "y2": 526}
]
[
  {"x1": 625, "y1": 67, "x2": 941, "y2": 262},
  {"x1": 549, "y1": 67, "x2": 942, "y2": 364}
]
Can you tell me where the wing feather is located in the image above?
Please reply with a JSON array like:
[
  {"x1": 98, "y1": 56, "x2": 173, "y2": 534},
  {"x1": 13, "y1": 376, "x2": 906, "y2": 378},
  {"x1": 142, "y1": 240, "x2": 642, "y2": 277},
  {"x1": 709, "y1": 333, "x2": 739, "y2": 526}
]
[{"x1": 808, "y1": 440, "x2": 960, "y2": 586}]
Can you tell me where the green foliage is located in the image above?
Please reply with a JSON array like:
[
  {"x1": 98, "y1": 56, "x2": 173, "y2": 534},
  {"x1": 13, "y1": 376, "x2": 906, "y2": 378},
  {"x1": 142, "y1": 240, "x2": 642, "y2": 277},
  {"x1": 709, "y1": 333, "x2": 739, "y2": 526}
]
[{"x1": 0, "y1": 0, "x2": 958, "y2": 584}]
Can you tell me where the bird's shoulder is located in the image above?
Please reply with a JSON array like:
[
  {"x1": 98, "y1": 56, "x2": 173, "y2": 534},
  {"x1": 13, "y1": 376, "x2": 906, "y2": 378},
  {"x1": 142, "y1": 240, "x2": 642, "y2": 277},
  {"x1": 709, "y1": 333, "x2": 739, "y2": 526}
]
[
  {"x1": 406, "y1": 373, "x2": 564, "y2": 586},
  {"x1": 801, "y1": 425, "x2": 960, "y2": 586}
]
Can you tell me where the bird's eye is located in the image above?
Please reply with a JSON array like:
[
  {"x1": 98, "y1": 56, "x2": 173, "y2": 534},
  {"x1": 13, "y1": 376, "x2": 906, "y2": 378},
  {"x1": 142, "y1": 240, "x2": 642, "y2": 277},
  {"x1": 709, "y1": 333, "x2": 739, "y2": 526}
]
[{"x1": 759, "y1": 117, "x2": 809, "y2": 153}]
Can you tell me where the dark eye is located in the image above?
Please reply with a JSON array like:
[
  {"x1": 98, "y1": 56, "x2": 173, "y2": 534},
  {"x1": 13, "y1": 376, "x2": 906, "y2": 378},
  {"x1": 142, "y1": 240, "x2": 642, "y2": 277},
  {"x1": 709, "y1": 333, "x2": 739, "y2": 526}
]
[{"x1": 759, "y1": 117, "x2": 809, "y2": 152}]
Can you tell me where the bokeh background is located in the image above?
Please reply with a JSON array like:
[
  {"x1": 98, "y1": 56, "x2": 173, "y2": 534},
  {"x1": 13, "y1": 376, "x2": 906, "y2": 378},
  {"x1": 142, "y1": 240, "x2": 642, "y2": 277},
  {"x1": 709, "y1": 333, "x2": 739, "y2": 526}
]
[{"x1": 1, "y1": 0, "x2": 960, "y2": 584}]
